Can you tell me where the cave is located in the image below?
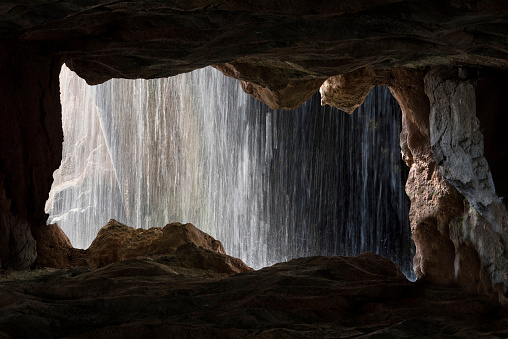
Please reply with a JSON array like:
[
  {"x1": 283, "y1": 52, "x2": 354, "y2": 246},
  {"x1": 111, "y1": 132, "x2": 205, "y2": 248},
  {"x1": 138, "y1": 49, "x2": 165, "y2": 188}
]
[
  {"x1": 47, "y1": 64, "x2": 415, "y2": 278},
  {"x1": 1, "y1": 1, "x2": 508, "y2": 337}
]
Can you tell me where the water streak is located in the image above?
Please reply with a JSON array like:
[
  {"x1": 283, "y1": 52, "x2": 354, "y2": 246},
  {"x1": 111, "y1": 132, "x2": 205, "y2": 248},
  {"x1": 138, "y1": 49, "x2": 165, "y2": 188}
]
[{"x1": 47, "y1": 65, "x2": 415, "y2": 279}]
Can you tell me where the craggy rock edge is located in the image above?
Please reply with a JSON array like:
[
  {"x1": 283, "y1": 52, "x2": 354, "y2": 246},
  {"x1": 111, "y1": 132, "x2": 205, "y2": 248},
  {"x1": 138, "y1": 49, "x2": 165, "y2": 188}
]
[
  {"x1": 320, "y1": 66, "x2": 508, "y2": 301},
  {"x1": 35, "y1": 220, "x2": 253, "y2": 275},
  {"x1": 0, "y1": 1, "x2": 508, "y2": 301}
]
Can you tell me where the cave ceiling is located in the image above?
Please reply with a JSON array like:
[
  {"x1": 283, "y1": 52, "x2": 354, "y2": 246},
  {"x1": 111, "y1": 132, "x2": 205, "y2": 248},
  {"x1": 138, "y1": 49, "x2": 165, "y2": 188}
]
[{"x1": 3, "y1": 0, "x2": 508, "y2": 88}]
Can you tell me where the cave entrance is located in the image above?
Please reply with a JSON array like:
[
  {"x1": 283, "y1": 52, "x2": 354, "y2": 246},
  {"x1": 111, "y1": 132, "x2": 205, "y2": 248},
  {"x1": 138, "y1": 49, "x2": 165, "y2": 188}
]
[{"x1": 46, "y1": 64, "x2": 414, "y2": 279}]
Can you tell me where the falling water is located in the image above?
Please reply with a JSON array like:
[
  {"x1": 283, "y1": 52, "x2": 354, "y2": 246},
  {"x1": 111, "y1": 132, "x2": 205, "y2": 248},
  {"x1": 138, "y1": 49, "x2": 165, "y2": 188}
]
[{"x1": 47, "y1": 65, "x2": 415, "y2": 279}]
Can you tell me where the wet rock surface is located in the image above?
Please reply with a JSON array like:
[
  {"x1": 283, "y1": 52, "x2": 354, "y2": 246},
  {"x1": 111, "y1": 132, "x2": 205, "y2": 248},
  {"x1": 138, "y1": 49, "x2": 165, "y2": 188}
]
[{"x1": 1, "y1": 252, "x2": 506, "y2": 338}]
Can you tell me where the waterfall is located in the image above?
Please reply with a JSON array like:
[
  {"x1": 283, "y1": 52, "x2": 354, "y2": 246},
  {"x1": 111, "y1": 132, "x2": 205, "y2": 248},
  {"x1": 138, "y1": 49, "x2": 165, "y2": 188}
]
[{"x1": 47, "y1": 65, "x2": 415, "y2": 279}]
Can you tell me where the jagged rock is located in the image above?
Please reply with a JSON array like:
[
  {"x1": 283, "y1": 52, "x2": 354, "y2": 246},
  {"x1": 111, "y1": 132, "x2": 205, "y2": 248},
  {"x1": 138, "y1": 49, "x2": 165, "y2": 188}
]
[
  {"x1": 86, "y1": 219, "x2": 230, "y2": 268},
  {"x1": 35, "y1": 219, "x2": 252, "y2": 274},
  {"x1": 425, "y1": 66, "x2": 508, "y2": 293},
  {"x1": 318, "y1": 65, "x2": 508, "y2": 299},
  {"x1": 319, "y1": 67, "x2": 461, "y2": 285},
  {"x1": 214, "y1": 61, "x2": 326, "y2": 110},
  {"x1": 412, "y1": 217, "x2": 456, "y2": 285},
  {"x1": 146, "y1": 222, "x2": 226, "y2": 255},
  {"x1": 85, "y1": 219, "x2": 163, "y2": 268},
  {"x1": 0, "y1": 0, "x2": 508, "y2": 304},
  {"x1": 0, "y1": 252, "x2": 505, "y2": 338},
  {"x1": 320, "y1": 67, "x2": 378, "y2": 113},
  {"x1": 12, "y1": 1, "x2": 507, "y2": 87}
]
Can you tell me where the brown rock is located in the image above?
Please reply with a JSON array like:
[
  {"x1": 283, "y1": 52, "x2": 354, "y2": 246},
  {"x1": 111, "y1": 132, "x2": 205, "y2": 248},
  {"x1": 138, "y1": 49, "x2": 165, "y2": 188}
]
[
  {"x1": 214, "y1": 61, "x2": 326, "y2": 110},
  {"x1": 34, "y1": 223, "x2": 87, "y2": 268},
  {"x1": 0, "y1": 251, "x2": 505, "y2": 338},
  {"x1": 146, "y1": 222, "x2": 226, "y2": 256},
  {"x1": 412, "y1": 217, "x2": 456, "y2": 285},
  {"x1": 85, "y1": 219, "x2": 240, "y2": 270},
  {"x1": 85, "y1": 220, "x2": 163, "y2": 268},
  {"x1": 319, "y1": 66, "x2": 505, "y2": 294},
  {"x1": 0, "y1": 0, "x2": 507, "y2": 304},
  {"x1": 238, "y1": 78, "x2": 325, "y2": 110},
  {"x1": 425, "y1": 66, "x2": 508, "y2": 293},
  {"x1": 319, "y1": 67, "x2": 377, "y2": 113},
  {"x1": 34, "y1": 219, "x2": 252, "y2": 275},
  {"x1": 319, "y1": 67, "x2": 449, "y2": 276},
  {"x1": 454, "y1": 241, "x2": 493, "y2": 295},
  {"x1": 172, "y1": 242, "x2": 252, "y2": 275}
]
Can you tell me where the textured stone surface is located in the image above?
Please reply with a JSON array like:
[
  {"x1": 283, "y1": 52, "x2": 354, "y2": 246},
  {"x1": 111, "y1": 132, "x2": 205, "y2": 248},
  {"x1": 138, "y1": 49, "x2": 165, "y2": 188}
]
[
  {"x1": 0, "y1": 252, "x2": 506, "y2": 338},
  {"x1": 1, "y1": 0, "x2": 508, "y2": 294},
  {"x1": 427, "y1": 67, "x2": 501, "y2": 223},
  {"x1": 476, "y1": 77, "x2": 508, "y2": 204},
  {"x1": 34, "y1": 223, "x2": 87, "y2": 268},
  {"x1": 425, "y1": 67, "x2": 508, "y2": 292},
  {"x1": 214, "y1": 62, "x2": 327, "y2": 110},
  {"x1": 86, "y1": 219, "x2": 230, "y2": 269},
  {"x1": 320, "y1": 67, "x2": 378, "y2": 114},
  {"x1": 5, "y1": 1, "x2": 508, "y2": 89},
  {"x1": 36, "y1": 219, "x2": 252, "y2": 274},
  {"x1": 319, "y1": 67, "x2": 468, "y2": 288}
]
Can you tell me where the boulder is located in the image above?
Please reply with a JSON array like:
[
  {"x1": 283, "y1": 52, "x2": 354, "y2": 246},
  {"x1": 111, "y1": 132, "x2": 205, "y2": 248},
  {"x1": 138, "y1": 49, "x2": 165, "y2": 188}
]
[
  {"x1": 86, "y1": 219, "x2": 230, "y2": 268},
  {"x1": 34, "y1": 223, "x2": 87, "y2": 268}
]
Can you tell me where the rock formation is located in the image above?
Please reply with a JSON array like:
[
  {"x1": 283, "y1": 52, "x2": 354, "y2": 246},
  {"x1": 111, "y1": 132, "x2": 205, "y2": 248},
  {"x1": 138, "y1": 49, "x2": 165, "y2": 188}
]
[
  {"x1": 0, "y1": 43, "x2": 62, "y2": 270},
  {"x1": 35, "y1": 220, "x2": 252, "y2": 274},
  {"x1": 1, "y1": 251, "x2": 506, "y2": 337},
  {"x1": 425, "y1": 67, "x2": 508, "y2": 295},
  {"x1": 318, "y1": 65, "x2": 508, "y2": 298},
  {"x1": 1, "y1": 0, "x2": 508, "y2": 302}
]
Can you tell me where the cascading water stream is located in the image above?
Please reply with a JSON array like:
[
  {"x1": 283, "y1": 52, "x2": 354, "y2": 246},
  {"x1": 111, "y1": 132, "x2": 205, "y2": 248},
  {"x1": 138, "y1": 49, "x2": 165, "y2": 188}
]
[{"x1": 46, "y1": 65, "x2": 415, "y2": 279}]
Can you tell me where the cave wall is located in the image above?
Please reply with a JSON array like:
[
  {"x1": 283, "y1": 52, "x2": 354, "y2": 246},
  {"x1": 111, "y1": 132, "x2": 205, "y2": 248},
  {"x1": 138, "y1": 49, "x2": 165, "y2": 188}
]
[
  {"x1": 0, "y1": 41, "x2": 63, "y2": 269},
  {"x1": 426, "y1": 67, "x2": 508, "y2": 294},
  {"x1": 0, "y1": 1, "x2": 508, "y2": 298},
  {"x1": 319, "y1": 65, "x2": 508, "y2": 297},
  {"x1": 318, "y1": 68, "x2": 465, "y2": 286}
]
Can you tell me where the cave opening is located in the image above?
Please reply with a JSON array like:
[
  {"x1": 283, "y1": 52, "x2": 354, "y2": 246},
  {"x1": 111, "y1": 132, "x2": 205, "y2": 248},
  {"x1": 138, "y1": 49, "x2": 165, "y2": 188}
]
[{"x1": 46, "y1": 64, "x2": 415, "y2": 279}]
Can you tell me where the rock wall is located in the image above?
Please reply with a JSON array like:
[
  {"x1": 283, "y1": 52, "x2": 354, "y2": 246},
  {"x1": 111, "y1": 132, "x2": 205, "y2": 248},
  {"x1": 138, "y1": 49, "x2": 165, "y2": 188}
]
[
  {"x1": 0, "y1": 42, "x2": 62, "y2": 269},
  {"x1": 6, "y1": 1, "x2": 508, "y2": 88},
  {"x1": 425, "y1": 67, "x2": 508, "y2": 296},
  {"x1": 0, "y1": 1, "x2": 508, "y2": 298},
  {"x1": 319, "y1": 67, "x2": 461, "y2": 285},
  {"x1": 318, "y1": 66, "x2": 508, "y2": 299}
]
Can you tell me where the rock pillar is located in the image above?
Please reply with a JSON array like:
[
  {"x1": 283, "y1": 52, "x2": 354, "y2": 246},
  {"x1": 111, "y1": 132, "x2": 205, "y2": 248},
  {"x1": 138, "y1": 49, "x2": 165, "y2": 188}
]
[{"x1": 425, "y1": 67, "x2": 508, "y2": 295}]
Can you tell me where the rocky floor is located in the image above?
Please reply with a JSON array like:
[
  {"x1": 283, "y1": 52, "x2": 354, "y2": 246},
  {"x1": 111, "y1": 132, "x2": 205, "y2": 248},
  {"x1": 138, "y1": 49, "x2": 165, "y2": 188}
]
[{"x1": 1, "y1": 249, "x2": 507, "y2": 338}]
